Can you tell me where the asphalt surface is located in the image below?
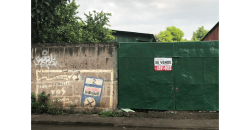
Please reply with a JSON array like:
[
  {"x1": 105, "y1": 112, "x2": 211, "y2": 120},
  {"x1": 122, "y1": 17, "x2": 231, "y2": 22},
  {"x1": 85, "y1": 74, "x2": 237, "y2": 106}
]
[
  {"x1": 31, "y1": 114, "x2": 219, "y2": 130},
  {"x1": 32, "y1": 124, "x2": 215, "y2": 130}
]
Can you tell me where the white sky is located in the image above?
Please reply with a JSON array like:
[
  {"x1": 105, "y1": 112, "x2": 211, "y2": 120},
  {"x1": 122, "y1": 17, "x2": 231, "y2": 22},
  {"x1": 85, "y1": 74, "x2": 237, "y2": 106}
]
[{"x1": 74, "y1": 0, "x2": 219, "y2": 40}]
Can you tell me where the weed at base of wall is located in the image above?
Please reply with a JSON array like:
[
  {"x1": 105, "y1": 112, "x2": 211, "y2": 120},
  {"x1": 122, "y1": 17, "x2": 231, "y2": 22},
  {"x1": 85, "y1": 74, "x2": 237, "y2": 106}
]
[
  {"x1": 31, "y1": 91, "x2": 50, "y2": 114},
  {"x1": 66, "y1": 105, "x2": 77, "y2": 114},
  {"x1": 99, "y1": 109, "x2": 123, "y2": 117},
  {"x1": 32, "y1": 91, "x2": 123, "y2": 116},
  {"x1": 32, "y1": 91, "x2": 64, "y2": 115},
  {"x1": 47, "y1": 98, "x2": 64, "y2": 115}
]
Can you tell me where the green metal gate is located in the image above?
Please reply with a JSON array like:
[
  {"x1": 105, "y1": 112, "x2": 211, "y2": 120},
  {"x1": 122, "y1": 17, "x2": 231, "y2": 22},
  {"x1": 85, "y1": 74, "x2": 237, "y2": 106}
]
[{"x1": 118, "y1": 41, "x2": 219, "y2": 111}]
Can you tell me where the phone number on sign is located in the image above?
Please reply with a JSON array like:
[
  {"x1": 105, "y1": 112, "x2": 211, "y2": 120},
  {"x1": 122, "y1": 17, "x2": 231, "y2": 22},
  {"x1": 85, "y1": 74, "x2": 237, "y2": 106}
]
[{"x1": 154, "y1": 65, "x2": 172, "y2": 71}]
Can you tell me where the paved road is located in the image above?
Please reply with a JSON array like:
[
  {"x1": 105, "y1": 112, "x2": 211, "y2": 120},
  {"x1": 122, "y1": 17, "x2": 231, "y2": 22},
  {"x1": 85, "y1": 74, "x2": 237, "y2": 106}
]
[
  {"x1": 32, "y1": 114, "x2": 218, "y2": 130},
  {"x1": 32, "y1": 124, "x2": 206, "y2": 130}
]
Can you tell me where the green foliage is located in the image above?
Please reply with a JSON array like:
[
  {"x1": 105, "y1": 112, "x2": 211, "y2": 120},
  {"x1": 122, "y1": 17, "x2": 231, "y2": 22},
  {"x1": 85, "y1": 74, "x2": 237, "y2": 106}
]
[
  {"x1": 191, "y1": 26, "x2": 209, "y2": 41},
  {"x1": 37, "y1": 91, "x2": 50, "y2": 113},
  {"x1": 31, "y1": 0, "x2": 115, "y2": 44},
  {"x1": 82, "y1": 110, "x2": 88, "y2": 114},
  {"x1": 184, "y1": 38, "x2": 190, "y2": 42},
  {"x1": 31, "y1": 0, "x2": 69, "y2": 43},
  {"x1": 81, "y1": 108, "x2": 98, "y2": 115},
  {"x1": 158, "y1": 30, "x2": 173, "y2": 42},
  {"x1": 81, "y1": 10, "x2": 115, "y2": 42},
  {"x1": 31, "y1": 91, "x2": 50, "y2": 114},
  {"x1": 31, "y1": 92, "x2": 40, "y2": 114},
  {"x1": 47, "y1": 98, "x2": 63, "y2": 115},
  {"x1": 66, "y1": 105, "x2": 76, "y2": 114},
  {"x1": 99, "y1": 110, "x2": 123, "y2": 117},
  {"x1": 154, "y1": 34, "x2": 161, "y2": 42},
  {"x1": 158, "y1": 26, "x2": 185, "y2": 42},
  {"x1": 32, "y1": 91, "x2": 63, "y2": 115}
]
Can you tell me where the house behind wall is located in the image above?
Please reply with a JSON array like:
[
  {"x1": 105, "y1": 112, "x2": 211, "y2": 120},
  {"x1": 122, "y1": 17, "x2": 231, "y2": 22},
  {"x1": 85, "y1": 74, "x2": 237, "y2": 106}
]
[
  {"x1": 201, "y1": 22, "x2": 219, "y2": 41},
  {"x1": 110, "y1": 30, "x2": 156, "y2": 42}
]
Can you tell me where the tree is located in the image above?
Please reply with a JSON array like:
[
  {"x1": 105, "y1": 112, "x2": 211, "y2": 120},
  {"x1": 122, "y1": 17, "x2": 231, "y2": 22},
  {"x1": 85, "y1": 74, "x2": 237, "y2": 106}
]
[
  {"x1": 191, "y1": 26, "x2": 209, "y2": 41},
  {"x1": 81, "y1": 10, "x2": 115, "y2": 43},
  {"x1": 31, "y1": 0, "x2": 68, "y2": 43},
  {"x1": 31, "y1": 0, "x2": 115, "y2": 44},
  {"x1": 184, "y1": 38, "x2": 190, "y2": 42},
  {"x1": 37, "y1": 0, "x2": 83, "y2": 43},
  {"x1": 154, "y1": 34, "x2": 161, "y2": 42},
  {"x1": 157, "y1": 26, "x2": 184, "y2": 42}
]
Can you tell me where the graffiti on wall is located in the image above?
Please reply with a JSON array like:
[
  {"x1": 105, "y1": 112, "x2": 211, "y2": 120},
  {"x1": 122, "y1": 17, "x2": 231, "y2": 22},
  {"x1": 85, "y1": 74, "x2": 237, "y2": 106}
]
[
  {"x1": 38, "y1": 81, "x2": 71, "y2": 88},
  {"x1": 50, "y1": 87, "x2": 66, "y2": 95},
  {"x1": 70, "y1": 99, "x2": 78, "y2": 104},
  {"x1": 35, "y1": 70, "x2": 113, "y2": 108},
  {"x1": 81, "y1": 77, "x2": 104, "y2": 107},
  {"x1": 52, "y1": 97, "x2": 78, "y2": 104},
  {"x1": 53, "y1": 97, "x2": 69, "y2": 102},
  {"x1": 37, "y1": 73, "x2": 82, "y2": 81},
  {"x1": 33, "y1": 50, "x2": 60, "y2": 69}
]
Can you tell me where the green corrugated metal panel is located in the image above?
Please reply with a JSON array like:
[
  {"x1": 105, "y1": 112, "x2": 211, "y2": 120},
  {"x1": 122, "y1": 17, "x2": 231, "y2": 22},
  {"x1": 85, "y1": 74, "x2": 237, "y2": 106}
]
[
  {"x1": 145, "y1": 58, "x2": 174, "y2": 110},
  {"x1": 118, "y1": 57, "x2": 174, "y2": 110},
  {"x1": 119, "y1": 57, "x2": 146, "y2": 108},
  {"x1": 119, "y1": 43, "x2": 174, "y2": 57},
  {"x1": 118, "y1": 41, "x2": 219, "y2": 111},
  {"x1": 174, "y1": 41, "x2": 219, "y2": 57},
  {"x1": 174, "y1": 57, "x2": 219, "y2": 111}
]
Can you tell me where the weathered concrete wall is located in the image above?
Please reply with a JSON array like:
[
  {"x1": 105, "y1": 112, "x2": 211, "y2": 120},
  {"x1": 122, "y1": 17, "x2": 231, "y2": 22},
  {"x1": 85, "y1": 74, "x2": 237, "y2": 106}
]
[{"x1": 31, "y1": 43, "x2": 118, "y2": 110}]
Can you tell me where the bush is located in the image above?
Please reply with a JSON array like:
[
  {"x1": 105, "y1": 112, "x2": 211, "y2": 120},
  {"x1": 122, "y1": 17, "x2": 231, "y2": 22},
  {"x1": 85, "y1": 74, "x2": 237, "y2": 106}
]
[
  {"x1": 37, "y1": 91, "x2": 50, "y2": 113},
  {"x1": 32, "y1": 91, "x2": 63, "y2": 115},
  {"x1": 31, "y1": 92, "x2": 40, "y2": 114},
  {"x1": 31, "y1": 91, "x2": 50, "y2": 114}
]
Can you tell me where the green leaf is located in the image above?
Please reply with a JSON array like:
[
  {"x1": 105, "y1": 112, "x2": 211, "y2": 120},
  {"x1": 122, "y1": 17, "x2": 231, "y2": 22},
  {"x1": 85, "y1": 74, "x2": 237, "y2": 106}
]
[
  {"x1": 37, "y1": 9, "x2": 40, "y2": 13},
  {"x1": 45, "y1": 2, "x2": 49, "y2": 6},
  {"x1": 31, "y1": 12, "x2": 35, "y2": 17},
  {"x1": 41, "y1": 11, "x2": 44, "y2": 16}
]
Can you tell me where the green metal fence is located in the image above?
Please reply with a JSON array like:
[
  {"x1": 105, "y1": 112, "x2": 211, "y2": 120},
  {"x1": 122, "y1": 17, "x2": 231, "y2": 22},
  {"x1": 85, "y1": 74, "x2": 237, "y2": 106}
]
[{"x1": 118, "y1": 41, "x2": 219, "y2": 111}]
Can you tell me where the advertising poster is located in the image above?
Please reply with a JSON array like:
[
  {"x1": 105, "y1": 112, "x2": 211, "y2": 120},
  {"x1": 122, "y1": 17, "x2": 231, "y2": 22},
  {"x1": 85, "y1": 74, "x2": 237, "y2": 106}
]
[{"x1": 80, "y1": 77, "x2": 104, "y2": 107}]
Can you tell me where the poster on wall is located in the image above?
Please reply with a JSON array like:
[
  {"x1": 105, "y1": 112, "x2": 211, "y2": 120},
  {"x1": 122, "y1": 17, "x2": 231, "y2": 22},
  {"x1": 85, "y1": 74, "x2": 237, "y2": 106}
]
[
  {"x1": 81, "y1": 77, "x2": 104, "y2": 107},
  {"x1": 154, "y1": 58, "x2": 172, "y2": 71}
]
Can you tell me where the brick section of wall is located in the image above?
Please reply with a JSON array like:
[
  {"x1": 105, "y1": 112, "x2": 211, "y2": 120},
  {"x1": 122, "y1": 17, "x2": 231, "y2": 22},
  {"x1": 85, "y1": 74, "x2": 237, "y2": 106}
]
[{"x1": 31, "y1": 43, "x2": 118, "y2": 110}]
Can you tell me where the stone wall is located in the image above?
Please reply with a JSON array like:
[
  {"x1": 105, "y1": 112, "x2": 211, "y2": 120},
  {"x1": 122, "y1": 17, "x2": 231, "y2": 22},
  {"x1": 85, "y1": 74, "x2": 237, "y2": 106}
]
[{"x1": 31, "y1": 43, "x2": 118, "y2": 110}]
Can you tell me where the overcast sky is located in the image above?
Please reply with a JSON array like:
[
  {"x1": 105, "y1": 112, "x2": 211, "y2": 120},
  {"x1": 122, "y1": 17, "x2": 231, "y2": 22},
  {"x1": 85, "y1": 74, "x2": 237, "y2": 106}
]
[{"x1": 74, "y1": 0, "x2": 218, "y2": 40}]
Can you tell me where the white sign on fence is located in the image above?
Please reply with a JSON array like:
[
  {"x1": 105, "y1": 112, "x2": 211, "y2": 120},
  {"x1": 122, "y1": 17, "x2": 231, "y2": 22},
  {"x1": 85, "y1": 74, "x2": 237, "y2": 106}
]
[{"x1": 154, "y1": 58, "x2": 172, "y2": 71}]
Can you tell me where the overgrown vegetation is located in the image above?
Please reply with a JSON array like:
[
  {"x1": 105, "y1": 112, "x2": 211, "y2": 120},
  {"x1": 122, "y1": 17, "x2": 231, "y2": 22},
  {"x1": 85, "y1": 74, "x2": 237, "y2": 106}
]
[
  {"x1": 81, "y1": 108, "x2": 98, "y2": 115},
  {"x1": 31, "y1": 0, "x2": 115, "y2": 44},
  {"x1": 66, "y1": 105, "x2": 77, "y2": 114},
  {"x1": 32, "y1": 91, "x2": 63, "y2": 115},
  {"x1": 31, "y1": 91, "x2": 50, "y2": 114},
  {"x1": 47, "y1": 98, "x2": 64, "y2": 115},
  {"x1": 99, "y1": 109, "x2": 123, "y2": 117},
  {"x1": 32, "y1": 91, "x2": 124, "y2": 117}
]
